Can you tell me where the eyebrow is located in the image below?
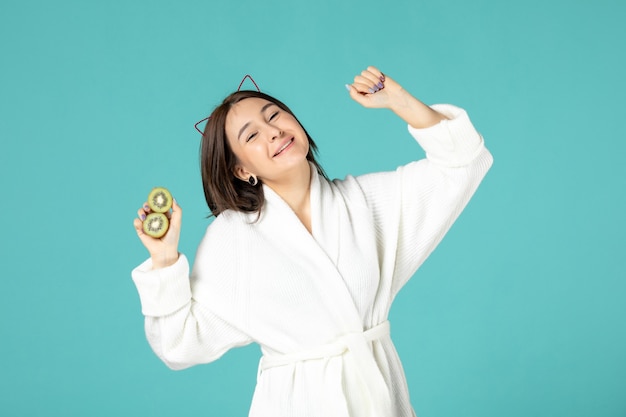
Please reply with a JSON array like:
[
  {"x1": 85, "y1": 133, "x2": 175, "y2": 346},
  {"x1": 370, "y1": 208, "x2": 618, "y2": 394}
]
[{"x1": 237, "y1": 102, "x2": 277, "y2": 141}]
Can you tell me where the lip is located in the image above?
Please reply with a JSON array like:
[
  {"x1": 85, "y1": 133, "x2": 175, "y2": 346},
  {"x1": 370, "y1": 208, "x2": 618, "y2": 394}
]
[{"x1": 273, "y1": 137, "x2": 294, "y2": 157}]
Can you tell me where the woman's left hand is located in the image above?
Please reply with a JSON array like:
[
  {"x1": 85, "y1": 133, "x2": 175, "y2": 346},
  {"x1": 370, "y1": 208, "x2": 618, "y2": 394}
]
[
  {"x1": 346, "y1": 65, "x2": 448, "y2": 129},
  {"x1": 346, "y1": 66, "x2": 405, "y2": 109}
]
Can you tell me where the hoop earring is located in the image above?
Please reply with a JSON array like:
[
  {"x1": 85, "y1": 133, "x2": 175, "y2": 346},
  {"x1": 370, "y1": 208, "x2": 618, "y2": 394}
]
[{"x1": 248, "y1": 175, "x2": 258, "y2": 186}]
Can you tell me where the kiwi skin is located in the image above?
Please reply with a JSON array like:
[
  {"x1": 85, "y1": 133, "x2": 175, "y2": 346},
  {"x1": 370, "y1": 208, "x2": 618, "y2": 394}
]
[
  {"x1": 147, "y1": 187, "x2": 173, "y2": 214},
  {"x1": 143, "y1": 212, "x2": 169, "y2": 238}
]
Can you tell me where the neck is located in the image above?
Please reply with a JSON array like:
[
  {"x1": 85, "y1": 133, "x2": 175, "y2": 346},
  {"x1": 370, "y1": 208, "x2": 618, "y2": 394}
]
[
  {"x1": 264, "y1": 162, "x2": 313, "y2": 233},
  {"x1": 265, "y1": 162, "x2": 311, "y2": 210}
]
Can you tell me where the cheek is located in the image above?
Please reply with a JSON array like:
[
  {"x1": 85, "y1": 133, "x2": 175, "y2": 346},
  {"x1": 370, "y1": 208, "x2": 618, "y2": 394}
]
[
  {"x1": 238, "y1": 142, "x2": 267, "y2": 166},
  {"x1": 250, "y1": 141, "x2": 268, "y2": 154},
  {"x1": 226, "y1": 141, "x2": 250, "y2": 169}
]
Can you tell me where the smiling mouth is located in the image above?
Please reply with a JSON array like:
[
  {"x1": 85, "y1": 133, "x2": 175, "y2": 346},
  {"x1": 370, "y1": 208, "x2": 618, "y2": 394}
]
[{"x1": 273, "y1": 138, "x2": 294, "y2": 157}]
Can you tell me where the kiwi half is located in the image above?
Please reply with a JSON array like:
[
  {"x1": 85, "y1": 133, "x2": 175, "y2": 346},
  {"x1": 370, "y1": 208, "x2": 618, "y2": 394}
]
[
  {"x1": 143, "y1": 212, "x2": 169, "y2": 238},
  {"x1": 147, "y1": 187, "x2": 172, "y2": 213}
]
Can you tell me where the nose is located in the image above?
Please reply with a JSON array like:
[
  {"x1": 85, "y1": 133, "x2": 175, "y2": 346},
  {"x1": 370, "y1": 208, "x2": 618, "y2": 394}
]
[{"x1": 269, "y1": 127, "x2": 283, "y2": 142}]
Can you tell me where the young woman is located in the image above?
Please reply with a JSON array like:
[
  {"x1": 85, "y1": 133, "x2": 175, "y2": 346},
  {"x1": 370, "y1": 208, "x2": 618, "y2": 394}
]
[{"x1": 132, "y1": 66, "x2": 493, "y2": 417}]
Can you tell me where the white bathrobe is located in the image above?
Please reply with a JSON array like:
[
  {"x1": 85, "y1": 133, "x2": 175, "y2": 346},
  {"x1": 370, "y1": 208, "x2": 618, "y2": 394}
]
[{"x1": 132, "y1": 104, "x2": 493, "y2": 417}]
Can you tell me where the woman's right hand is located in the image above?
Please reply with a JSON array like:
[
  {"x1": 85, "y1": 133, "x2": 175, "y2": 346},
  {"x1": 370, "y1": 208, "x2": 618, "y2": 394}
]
[{"x1": 133, "y1": 197, "x2": 182, "y2": 269}]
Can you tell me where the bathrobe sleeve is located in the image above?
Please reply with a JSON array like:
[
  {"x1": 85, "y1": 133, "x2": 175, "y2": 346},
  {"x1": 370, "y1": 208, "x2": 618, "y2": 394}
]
[
  {"x1": 353, "y1": 104, "x2": 493, "y2": 296},
  {"x1": 132, "y1": 254, "x2": 253, "y2": 370}
]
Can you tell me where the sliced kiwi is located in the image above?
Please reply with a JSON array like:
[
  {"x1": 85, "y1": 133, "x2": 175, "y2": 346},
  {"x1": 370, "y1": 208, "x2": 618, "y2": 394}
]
[
  {"x1": 147, "y1": 187, "x2": 172, "y2": 213},
  {"x1": 143, "y1": 212, "x2": 169, "y2": 238}
]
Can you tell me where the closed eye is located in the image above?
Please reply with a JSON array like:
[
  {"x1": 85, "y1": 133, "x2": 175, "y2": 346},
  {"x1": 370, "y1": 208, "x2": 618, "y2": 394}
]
[
  {"x1": 246, "y1": 132, "x2": 257, "y2": 142},
  {"x1": 268, "y1": 111, "x2": 279, "y2": 121}
]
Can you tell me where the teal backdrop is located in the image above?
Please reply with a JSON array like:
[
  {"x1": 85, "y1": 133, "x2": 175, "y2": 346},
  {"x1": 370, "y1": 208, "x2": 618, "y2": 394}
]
[{"x1": 1, "y1": 0, "x2": 624, "y2": 416}]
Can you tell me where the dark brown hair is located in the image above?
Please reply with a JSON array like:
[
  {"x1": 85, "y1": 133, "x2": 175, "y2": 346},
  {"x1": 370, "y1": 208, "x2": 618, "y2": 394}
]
[{"x1": 200, "y1": 90, "x2": 327, "y2": 217}]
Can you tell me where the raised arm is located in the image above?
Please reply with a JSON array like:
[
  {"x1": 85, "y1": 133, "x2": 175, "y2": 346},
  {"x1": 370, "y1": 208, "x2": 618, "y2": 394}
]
[{"x1": 345, "y1": 66, "x2": 493, "y2": 295}]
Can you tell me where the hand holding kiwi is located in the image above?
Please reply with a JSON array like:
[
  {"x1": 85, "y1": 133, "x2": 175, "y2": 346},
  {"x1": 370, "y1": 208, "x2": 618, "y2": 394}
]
[
  {"x1": 143, "y1": 187, "x2": 172, "y2": 238},
  {"x1": 134, "y1": 187, "x2": 182, "y2": 269}
]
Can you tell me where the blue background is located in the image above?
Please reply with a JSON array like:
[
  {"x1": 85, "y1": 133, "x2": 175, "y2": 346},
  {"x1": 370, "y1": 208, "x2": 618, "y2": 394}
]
[{"x1": 1, "y1": 0, "x2": 624, "y2": 416}]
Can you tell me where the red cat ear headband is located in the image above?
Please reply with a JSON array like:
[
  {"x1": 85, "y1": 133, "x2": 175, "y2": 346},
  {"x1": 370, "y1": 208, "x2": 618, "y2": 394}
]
[{"x1": 194, "y1": 74, "x2": 261, "y2": 135}]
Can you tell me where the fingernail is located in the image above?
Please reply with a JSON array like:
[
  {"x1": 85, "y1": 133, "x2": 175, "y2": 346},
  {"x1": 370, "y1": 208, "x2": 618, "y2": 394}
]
[
  {"x1": 377, "y1": 82, "x2": 384, "y2": 89},
  {"x1": 144, "y1": 205, "x2": 149, "y2": 210},
  {"x1": 345, "y1": 84, "x2": 351, "y2": 92},
  {"x1": 368, "y1": 87, "x2": 375, "y2": 94},
  {"x1": 379, "y1": 74, "x2": 385, "y2": 82},
  {"x1": 140, "y1": 214, "x2": 146, "y2": 221}
]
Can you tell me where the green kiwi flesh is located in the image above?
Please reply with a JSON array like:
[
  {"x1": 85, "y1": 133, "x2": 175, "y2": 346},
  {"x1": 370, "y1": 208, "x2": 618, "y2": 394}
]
[
  {"x1": 147, "y1": 187, "x2": 172, "y2": 213},
  {"x1": 143, "y1": 212, "x2": 169, "y2": 238}
]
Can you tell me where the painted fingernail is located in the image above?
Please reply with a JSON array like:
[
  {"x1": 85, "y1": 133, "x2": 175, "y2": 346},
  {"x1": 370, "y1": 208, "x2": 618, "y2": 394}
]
[
  {"x1": 377, "y1": 82, "x2": 384, "y2": 89},
  {"x1": 345, "y1": 84, "x2": 351, "y2": 92},
  {"x1": 379, "y1": 74, "x2": 385, "y2": 82},
  {"x1": 140, "y1": 214, "x2": 146, "y2": 221},
  {"x1": 144, "y1": 204, "x2": 149, "y2": 211},
  {"x1": 368, "y1": 87, "x2": 375, "y2": 94}
]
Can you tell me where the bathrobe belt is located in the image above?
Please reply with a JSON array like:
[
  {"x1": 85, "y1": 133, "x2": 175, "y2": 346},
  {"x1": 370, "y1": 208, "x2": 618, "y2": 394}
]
[{"x1": 259, "y1": 321, "x2": 392, "y2": 416}]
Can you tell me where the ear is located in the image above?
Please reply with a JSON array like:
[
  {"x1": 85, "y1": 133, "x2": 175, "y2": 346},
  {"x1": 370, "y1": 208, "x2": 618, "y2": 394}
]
[{"x1": 233, "y1": 164, "x2": 252, "y2": 182}]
